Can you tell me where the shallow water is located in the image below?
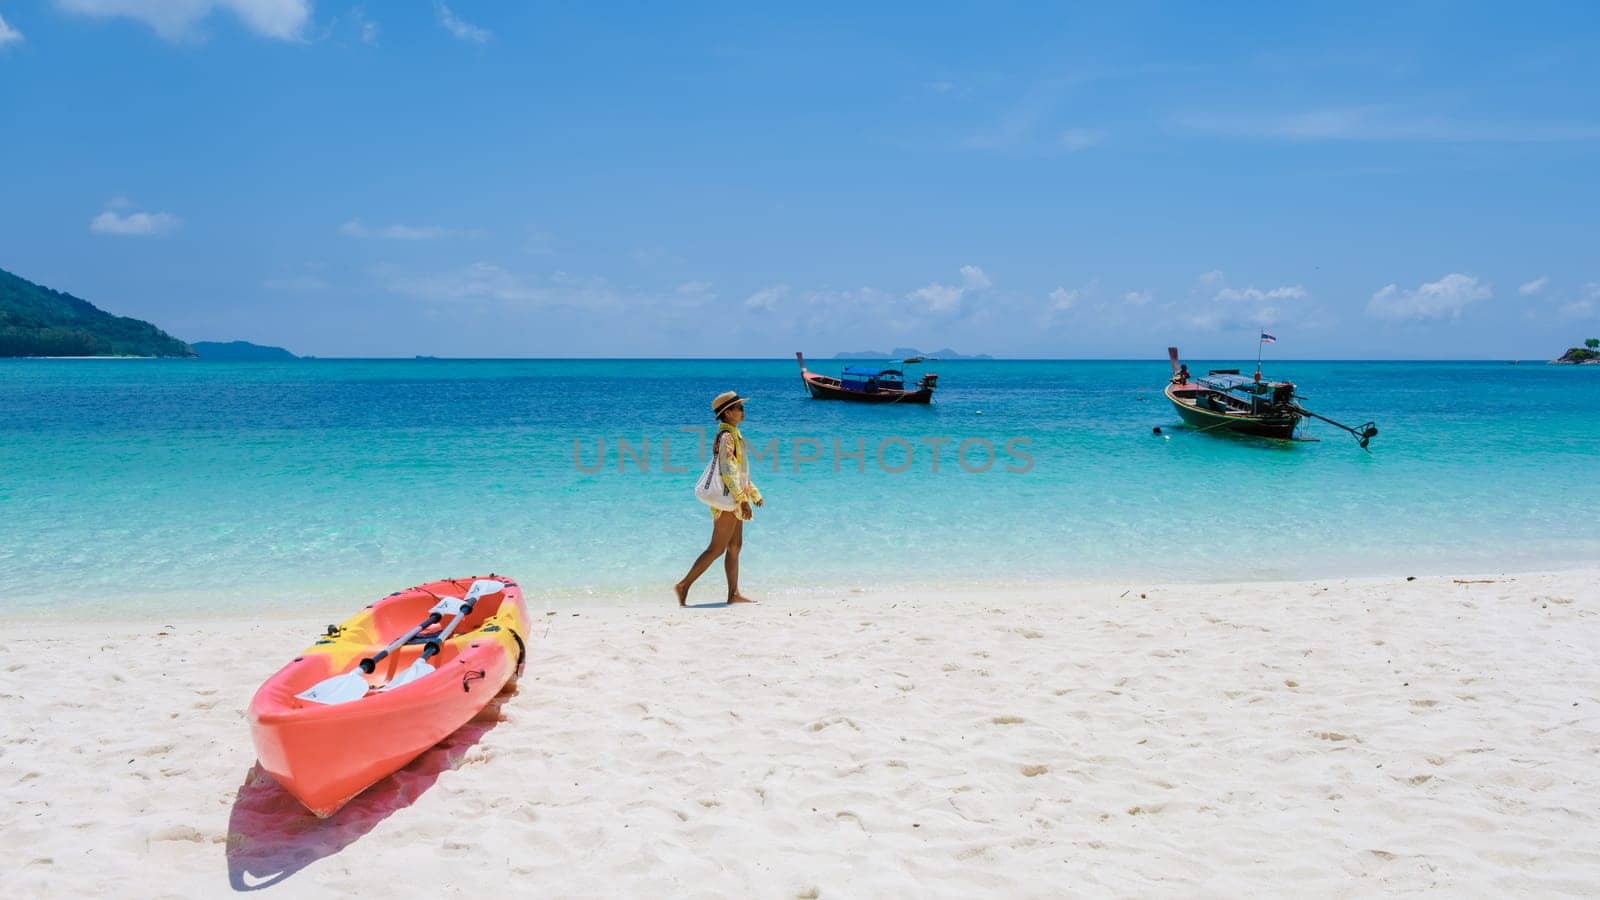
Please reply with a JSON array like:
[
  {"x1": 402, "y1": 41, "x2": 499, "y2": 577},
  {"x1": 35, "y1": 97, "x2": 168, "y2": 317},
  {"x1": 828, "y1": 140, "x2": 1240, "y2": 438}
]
[{"x1": 2, "y1": 358, "x2": 1596, "y2": 614}]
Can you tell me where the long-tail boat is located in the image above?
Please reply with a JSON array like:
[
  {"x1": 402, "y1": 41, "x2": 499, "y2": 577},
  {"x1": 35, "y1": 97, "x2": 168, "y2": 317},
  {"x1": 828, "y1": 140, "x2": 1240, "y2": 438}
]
[
  {"x1": 796, "y1": 352, "x2": 938, "y2": 404},
  {"x1": 1163, "y1": 347, "x2": 1377, "y2": 447}
]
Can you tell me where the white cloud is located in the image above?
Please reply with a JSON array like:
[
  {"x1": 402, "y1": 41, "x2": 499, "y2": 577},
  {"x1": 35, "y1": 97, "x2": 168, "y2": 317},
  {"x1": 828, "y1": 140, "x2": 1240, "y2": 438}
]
[
  {"x1": 55, "y1": 0, "x2": 311, "y2": 41},
  {"x1": 631, "y1": 247, "x2": 685, "y2": 268},
  {"x1": 776, "y1": 286, "x2": 900, "y2": 337},
  {"x1": 1215, "y1": 285, "x2": 1307, "y2": 303},
  {"x1": 1058, "y1": 128, "x2": 1105, "y2": 151},
  {"x1": 0, "y1": 12, "x2": 24, "y2": 47},
  {"x1": 1043, "y1": 279, "x2": 1099, "y2": 321},
  {"x1": 523, "y1": 228, "x2": 553, "y2": 255},
  {"x1": 959, "y1": 70, "x2": 1153, "y2": 152},
  {"x1": 385, "y1": 264, "x2": 645, "y2": 313},
  {"x1": 349, "y1": 6, "x2": 377, "y2": 44},
  {"x1": 435, "y1": 1, "x2": 489, "y2": 43},
  {"x1": 1176, "y1": 106, "x2": 1600, "y2": 143},
  {"x1": 1367, "y1": 273, "x2": 1490, "y2": 321},
  {"x1": 1048, "y1": 286, "x2": 1081, "y2": 310},
  {"x1": 90, "y1": 205, "x2": 179, "y2": 236},
  {"x1": 909, "y1": 264, "x2": 991, "y2": 314},
  {"x1": 1123, "y1": 289, "x2": 1153, "y2": 306},
  {"x1": 1557, "y1": 283, "x2": 1600, "y2": 320},
  {"x1": 908, "y1": 283, "x2": 964, "y2": 313},
  {"x1": 380, "y1": 262, "x2": 550, "y2": 307},
  {"x1": 745, "y1": 285, "x2": 789, "y2": 311},
  {"x1": 676, "y1": 280, "x2": 714, "y2": 299},
  {"x1": 1185, "y1": 271, "x2": 1310, "y2": 330},
  {"x1": 263, "y1": 273, "x2": 328, "y2": 292},
  {"x1": 959, "y1": 76, "x2": 1092, "y2": 153},
  {"x1": 1519, "y1": 276, "x2": 1549, "y2": 296},
  {"x1": 379, "y1": 263, "x2": 709, "y2": 321},
  {"x1": 339, "y1": 219, "x2": 475, "y2": 240},
  {"x1": 961, "y1": 64, "x2": 1205, "y2": 154}
]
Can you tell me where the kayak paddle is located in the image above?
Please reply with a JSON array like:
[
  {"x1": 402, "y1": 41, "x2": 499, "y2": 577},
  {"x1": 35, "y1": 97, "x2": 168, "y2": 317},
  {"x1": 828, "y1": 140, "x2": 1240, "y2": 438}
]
[
  {"x1": 378, "y1": 579, "x2": 503, "y2": 692},
  {"x1": 296, "y1": 579, "x2": 505, "y2": 705}
]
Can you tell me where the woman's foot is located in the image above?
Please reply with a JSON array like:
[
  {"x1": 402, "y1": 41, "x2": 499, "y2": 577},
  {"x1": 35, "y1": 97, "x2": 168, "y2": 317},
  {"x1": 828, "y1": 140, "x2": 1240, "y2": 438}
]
[
  {"x1": 674, "y1": 582, "x2": 689, "y2": 606},
  {"x1": 727, "y1": 593, "x2": 756, "y2": 603}
]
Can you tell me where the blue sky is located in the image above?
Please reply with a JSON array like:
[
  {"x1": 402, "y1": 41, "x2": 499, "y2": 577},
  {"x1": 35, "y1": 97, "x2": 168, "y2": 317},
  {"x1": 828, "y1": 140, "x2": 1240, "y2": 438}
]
[{"x1": 1, "y1": 1, "x2": 1597, "y2": 358}]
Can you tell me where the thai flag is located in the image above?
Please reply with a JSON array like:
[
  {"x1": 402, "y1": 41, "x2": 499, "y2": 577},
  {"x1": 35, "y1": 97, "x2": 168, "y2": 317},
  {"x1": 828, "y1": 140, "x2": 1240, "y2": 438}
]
[{"x1": 1259, "y1": 331, "x2": 1277, "y2": 344}]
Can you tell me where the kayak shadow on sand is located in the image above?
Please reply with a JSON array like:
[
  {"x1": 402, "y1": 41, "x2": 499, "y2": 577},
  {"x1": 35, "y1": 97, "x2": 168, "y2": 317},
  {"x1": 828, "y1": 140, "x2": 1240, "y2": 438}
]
[{"x1": 224, "y1": 695, "x2": 510, "y2": 891}]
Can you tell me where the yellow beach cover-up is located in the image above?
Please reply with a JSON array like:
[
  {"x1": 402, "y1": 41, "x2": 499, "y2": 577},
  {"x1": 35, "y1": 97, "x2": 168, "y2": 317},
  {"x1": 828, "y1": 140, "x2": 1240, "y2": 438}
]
[{"x1": 712, "y1": 422, "x2": 762, "y2": 520}]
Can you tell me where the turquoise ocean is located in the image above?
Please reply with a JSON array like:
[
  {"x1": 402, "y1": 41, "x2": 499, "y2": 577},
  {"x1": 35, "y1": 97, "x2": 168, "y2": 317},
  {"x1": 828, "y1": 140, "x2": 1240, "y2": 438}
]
[{"x1": 3, "y1": 359, "x2": 1596, "y2": 616}]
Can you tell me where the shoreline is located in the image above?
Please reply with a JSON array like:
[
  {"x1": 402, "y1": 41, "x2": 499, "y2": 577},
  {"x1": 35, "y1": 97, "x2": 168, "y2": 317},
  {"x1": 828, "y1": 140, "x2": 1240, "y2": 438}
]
[
  {"x1": 5, "y1": 568, "x2": 1598, "y2": 895},
  {"x1": 12, "y1": 562, "x2": 1599, "y2": 624}
]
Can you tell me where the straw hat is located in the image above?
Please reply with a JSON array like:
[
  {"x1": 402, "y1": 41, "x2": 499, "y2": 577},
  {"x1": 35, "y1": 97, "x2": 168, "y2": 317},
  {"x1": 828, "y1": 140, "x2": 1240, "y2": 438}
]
[{"x1": 711, "y1": 391, "x2": 749, "y2": 417}]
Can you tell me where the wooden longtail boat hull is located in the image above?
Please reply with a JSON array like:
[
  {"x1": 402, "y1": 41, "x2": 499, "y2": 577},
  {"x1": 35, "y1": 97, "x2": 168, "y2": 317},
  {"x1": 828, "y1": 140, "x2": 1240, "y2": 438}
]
[
  {"x1": 1164, "y1": 383, "x2": 1299, "y2": 439},
  {"x1": 802, "y1": 372, "x2": 934, "y2": 403},
  {"x1": 795, "y1": 352, "x2": 936, "y2": 403}
]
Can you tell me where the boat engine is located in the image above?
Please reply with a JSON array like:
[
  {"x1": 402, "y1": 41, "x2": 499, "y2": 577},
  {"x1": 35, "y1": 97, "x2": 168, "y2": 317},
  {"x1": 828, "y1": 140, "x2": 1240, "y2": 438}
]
[{"x1": 919, "y1": 373, "x2": 939, "y2": 389}]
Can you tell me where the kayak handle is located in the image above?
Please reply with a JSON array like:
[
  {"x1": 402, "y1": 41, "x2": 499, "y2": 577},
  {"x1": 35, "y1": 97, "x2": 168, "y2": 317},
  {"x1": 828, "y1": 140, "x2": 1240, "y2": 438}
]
[
  {"x1": 351, "y1": 579, "x2": 501, "y2": 676},
  {"x1": 358, "y1": 611, "x2": 443, "y2": 674},
  {"x1": 390, "y1": 593, "x2": 482, "y2": 667}
]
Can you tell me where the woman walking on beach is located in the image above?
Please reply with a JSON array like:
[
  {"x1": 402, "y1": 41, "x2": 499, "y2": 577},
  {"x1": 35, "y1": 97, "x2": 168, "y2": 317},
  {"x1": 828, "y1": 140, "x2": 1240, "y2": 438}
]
[{"x1": 675, "y1": 391, "x2": 763, "y2": 606}]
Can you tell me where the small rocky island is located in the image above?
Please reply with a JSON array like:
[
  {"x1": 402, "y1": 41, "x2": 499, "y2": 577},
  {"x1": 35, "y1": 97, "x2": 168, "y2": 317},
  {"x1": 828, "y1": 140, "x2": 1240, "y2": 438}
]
[
  {"x1": 835, "y1": 347, "x2": 994, "y2": 360},
  {"x1": 1550, "y1": 340, "x2": 1600, "y2": 365}
]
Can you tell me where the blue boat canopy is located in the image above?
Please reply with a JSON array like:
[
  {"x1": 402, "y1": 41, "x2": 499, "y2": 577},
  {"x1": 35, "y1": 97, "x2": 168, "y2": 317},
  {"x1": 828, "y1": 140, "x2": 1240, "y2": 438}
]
[
  {"x1": 1198, "y1": 372, "x2": 1252, "y2": 390},
  {"x1": 1197, "y1": 372, "x2": 1271, "y2": 394},
  {"x1": 840, "y1": 361, "x2": 906, "y2": 392}
]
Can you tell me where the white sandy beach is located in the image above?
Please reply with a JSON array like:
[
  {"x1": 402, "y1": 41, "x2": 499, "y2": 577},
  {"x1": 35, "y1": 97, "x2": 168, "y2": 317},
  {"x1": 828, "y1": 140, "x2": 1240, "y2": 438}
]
[{"x1": 4, "y1": 570, "x2": 1598, "y2": 897}]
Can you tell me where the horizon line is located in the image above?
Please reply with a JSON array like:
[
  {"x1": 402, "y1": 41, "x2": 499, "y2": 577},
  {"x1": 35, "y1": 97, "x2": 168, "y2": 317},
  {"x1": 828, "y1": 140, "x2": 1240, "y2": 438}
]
[{"x1": 12, "y1": 355, "x2": 1571, "y2": 363}]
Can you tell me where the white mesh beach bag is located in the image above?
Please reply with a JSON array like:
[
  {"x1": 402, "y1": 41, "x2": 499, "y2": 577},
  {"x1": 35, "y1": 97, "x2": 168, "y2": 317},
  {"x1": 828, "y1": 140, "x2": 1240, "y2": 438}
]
[{"x1": 693, "y1": 433, "x2": 738, "y2": 511}]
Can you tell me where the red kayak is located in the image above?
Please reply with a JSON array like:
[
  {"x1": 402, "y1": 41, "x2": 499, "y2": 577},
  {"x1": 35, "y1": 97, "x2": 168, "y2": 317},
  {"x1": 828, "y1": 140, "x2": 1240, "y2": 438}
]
[{"x1": 248, "y1": 575, "x2": 529, "y2": 817}]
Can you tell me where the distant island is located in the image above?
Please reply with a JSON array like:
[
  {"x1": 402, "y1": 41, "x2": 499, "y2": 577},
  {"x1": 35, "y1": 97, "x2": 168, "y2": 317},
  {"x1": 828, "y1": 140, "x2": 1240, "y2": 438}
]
[
  {"x1": 834, "y1": 347, "x2": 994, "y2": 360},
  {"x1": 193, "y1": 340, "x2": 298, "y2": 361},
  {"x1": 1, "y1": 265, "x2": 194, "y2": 358},
  {"x1": 1551, "y1": 340, "x2": 1599, "y2": 365}
]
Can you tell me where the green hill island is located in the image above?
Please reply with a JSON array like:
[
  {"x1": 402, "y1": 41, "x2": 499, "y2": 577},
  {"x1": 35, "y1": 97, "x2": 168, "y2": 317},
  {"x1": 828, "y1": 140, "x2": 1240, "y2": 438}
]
[
  {"x1": 0, "y1": 265, "x2": 195, "y2": 357},
  {"x1": 191, "y1": 340, "x2": 298, "y2": 361}
]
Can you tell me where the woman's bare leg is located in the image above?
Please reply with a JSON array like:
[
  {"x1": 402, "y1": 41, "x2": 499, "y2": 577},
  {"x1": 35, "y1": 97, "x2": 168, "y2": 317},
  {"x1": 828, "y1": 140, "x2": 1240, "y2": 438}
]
[
  {"x1": 725, "y1": 517, "x2": 752, "y2": 602},
  {"x1": 675, "y1": 513, "x2": 737, "y2": 605}
]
